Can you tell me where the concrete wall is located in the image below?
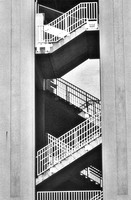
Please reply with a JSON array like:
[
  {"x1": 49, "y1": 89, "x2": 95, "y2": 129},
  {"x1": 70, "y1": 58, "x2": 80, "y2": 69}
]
[
  {"x1": 100, "y1": 0, "x2": 131, "y2": 199},
  {"x1": 0, "y1": 1, "x2": 35, "y2": 200}
]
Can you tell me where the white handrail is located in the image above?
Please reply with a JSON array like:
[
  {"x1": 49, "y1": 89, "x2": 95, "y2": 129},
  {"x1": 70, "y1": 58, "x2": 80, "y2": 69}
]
[
  {"x1": 51, "y1": 78, "x2": 101, "y2": 117},
  {"x1": 37, "y1": 112, "x2": 101, "y2": 176},
  {"x1": 36, "y1": 2, "x2": 98, "y2": 45},
  {"x1": 37, "y1": 190, "x2": 103, "y2": 200},
  {"x1": 88, "y1": 166, "x2": 103, "y2": 187},
  {"x1": 80, "y1": 166, "x2": 102, "y2": 187}
]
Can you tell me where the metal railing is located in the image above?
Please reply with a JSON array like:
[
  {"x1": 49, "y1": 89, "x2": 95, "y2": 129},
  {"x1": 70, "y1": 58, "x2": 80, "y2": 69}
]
[
  {"x1": 37, "y1": 190, "x2": 103, "y2": 200},
  {"x1": 88, "y1": 166, "x2": 103, "y2": 187},
  {"x1": 80, "y1": 166, "x2": 102, "y2": 187},
  {"x1": 46, "y1": 78, "x2": 101, "y2": 117},
  {"x1": 36, "y1": 112, "x2": 101, "y2": 176},
  {"x1": 36, "y1": 2, "x2": 98, "y2": 44},
  {"x1": 48, "y1": 133, "x2": 70, "y2": 150}
]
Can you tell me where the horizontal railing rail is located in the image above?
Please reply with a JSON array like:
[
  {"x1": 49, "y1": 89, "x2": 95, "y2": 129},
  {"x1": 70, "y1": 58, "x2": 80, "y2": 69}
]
[
  {"x1": 80, "y1": 166, "x2": 102, "y2": 187},
  {"x1": 47, "y1": 78, "x2": 101, "y2": 116},
  {"x1": 37, "y1": 190, "x2": 103, "y2": 200},
  {"x1": 36, "y1": 112, "x2": 101, "y2": 176},
  {"x1": 89, "y1": 166, "x2": 102, "y2": 176},
  {"x1": 36, "y1": 2, "x2": 98, "y2": 44},
  {"x1": 88, "y1": 166, "x2": 102, "y2": 187},
  {"x1": 47, "y1": 133, "x2": 71, "y2": 158},
  {"x1": 48, "y1": 133, "x2": 70, "y2": 150}
]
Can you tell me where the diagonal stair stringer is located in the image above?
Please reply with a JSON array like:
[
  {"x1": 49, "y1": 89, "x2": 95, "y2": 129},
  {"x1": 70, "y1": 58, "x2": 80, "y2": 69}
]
[{"x1": 36, "y1": 134, "x2": 102, "y2": 185}]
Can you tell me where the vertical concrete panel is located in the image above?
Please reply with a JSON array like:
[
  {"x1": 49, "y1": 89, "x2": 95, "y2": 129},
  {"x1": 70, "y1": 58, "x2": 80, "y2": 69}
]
[
  {"x1": 10, "y1": 0, "x2": 21, "y2": 197},
  {"x1": 10, "y1": 0, "x2": 35, "y2": 199},
  {"x1": 100, "y1": 0, "x2": 131, "y2": 199},
  {"x1": 113, "y1": 0, "x2": 128, "y2": 195},
  {"x1": 0, "y1": 0, "x2": 35, "y2": 199},
  {"x1": 99, "y1": 1, "x2": 117, "y2": 199},
  {"x1": 20, "y1": 0, "x2": 35, "y2": 199},
  {"x1": 124, "y1": 1, "x2": 131, "y2": 199},
  {"x1": 0, "y1": 1, "x2": 11, "y2": 200}
]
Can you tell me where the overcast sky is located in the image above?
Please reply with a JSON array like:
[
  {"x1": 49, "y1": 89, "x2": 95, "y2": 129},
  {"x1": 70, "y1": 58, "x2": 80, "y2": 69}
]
[{"x1": 62, "y1": 59, "x2": 100, "y2": 99}]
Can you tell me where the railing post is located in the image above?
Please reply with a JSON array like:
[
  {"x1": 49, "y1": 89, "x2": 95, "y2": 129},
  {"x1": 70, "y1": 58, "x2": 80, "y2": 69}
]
[
  {"x1": 56, "y1": 79, "x2": 58, "y2": 96},
  {"x1": 86, "y1": 95, "x2": 88, "y2": 113},
  {"x1": 91, "y1": 101, "x2": 96, "y2": 116},
  {"x1": 37, "y1": 152, "x2": 41, "y2": 176},
  {"x1": 36, "y1": 110, "x2": 101, "y2": 177},
  {"x1": 66, "y1": 85, "x2": 70, "y2": 102},
  {"x1": 100, "y1": 177, "x2": 103, "y2": 188},
  {"x1": 87, "y1": 166, "x2": 90, "y2": 178},
  {"x1": 35, "y1": 2, "x2": 98, "y2": 46},
  {"x1": 35, "y1": 13, "x2": 44, "y2": 50},
  {"x1": 65, "y1": 13, "x2": 68, "y2": 32},
  {"x1": 74, "y1": 130, "x2": 79, "y2": 150}
]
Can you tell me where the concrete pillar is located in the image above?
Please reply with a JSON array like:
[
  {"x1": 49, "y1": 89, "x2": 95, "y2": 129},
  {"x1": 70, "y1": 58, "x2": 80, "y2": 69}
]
[
  {"x1": 0, "y1": 0, "x2": 35, "y2": 200},
  {"x1": 100, "y1": 0, "x2": 131, "y2": 199}
]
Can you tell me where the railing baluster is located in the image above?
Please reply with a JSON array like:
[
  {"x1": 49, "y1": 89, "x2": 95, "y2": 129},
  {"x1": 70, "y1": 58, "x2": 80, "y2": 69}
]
[
  {"x1": 56, "y1": 78, "x2": 100, "y2": 115},
  {"x1": 37, "y1": 80, "x2": 101, "y2": 177},
  {"x1": 37, "y1": 190, "x2": 103, "y2": 200},
  {"x1": 36, "y1": 2, "x2": 98, "y2": 49}
]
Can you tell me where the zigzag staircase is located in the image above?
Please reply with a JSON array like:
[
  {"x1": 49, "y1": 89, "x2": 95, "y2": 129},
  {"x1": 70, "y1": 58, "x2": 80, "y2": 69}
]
[
  {"x1": 36, "y1": 2, "x2": 102, "y2": 198},
  {"x1": 36, "y1": 79, "x2": 102, "y2": 199},
  {"x1": 36, "y1": 78, "x2": 101, "y2": 186},
  {"x1": 35, "y1": 2, "x2": 98, "y2": 53},
  {"x1": 36, "y1": 112, "x2": 101, "y2": 185}
]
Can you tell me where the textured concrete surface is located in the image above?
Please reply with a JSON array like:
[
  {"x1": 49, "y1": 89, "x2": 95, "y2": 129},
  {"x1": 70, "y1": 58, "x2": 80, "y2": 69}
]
[
  {"x1": 100, "y1": 0, "x2": 131, "y2": 199},
  {"x1": 1, "y1": 0, "x2": 131, "y2": 199},
  {"x1": 0, "y1": 1, "x2": 35, "y2": 200}
]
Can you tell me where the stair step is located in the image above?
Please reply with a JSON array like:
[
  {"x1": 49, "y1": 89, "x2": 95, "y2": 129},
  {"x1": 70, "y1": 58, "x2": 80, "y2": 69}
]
[
  {"x1": 36, "y1": 134, "x2": 102, "y2": 185},
  {"x1": 36, "y1": 137, "x2": 102, "y2": 185},
  {"x1": 35, "y1": 2, "x2": 99, "y2": 53}
]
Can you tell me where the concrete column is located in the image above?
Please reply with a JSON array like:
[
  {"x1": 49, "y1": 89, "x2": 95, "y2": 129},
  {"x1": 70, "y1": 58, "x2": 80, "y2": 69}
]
[
  {"x1": 0, "y1": 0, "x2": 35, "y2": 200},
  {"x1": 0, "y1": 2, "x2": 11, "y2": 199},
  {"x1": 100, "y1": 0, "x2": 131, "y2": 199}
]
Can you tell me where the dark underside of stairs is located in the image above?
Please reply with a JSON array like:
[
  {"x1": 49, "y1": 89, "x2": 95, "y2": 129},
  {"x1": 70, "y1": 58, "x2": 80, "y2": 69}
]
[
  {"x1": 35, "y1": 89, "x2": 85, "y2": 151},
  {"x1": 35, "y1": 30, "x2": 99, "y2": 81},
  {"x1": 44, "y1": 91, "x2": 86, "y2": 137}
]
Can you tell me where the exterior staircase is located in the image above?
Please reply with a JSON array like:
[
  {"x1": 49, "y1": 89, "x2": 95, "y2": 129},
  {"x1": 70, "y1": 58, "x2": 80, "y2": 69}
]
[
  {"x1": 36, "y1": 112, "x2": 102, "y2": 185},
  {"x1": 36, "y1": 78, "x2": 101, "y2": 185},
  {"x1": 36, "y1": 77, "x2": 102, "y2": 198},
  {"x1": 35, "y1": 2, "x2": 98, "y2": 53},
  {"x1": 35, "y1": 3, "x2": 101, "y2": 198}
]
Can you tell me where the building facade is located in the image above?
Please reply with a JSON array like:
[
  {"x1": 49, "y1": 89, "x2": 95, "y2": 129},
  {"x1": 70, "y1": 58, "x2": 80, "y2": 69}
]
[{"x1": 0, "y1": 0, "x2": 131, "y2": 200}]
